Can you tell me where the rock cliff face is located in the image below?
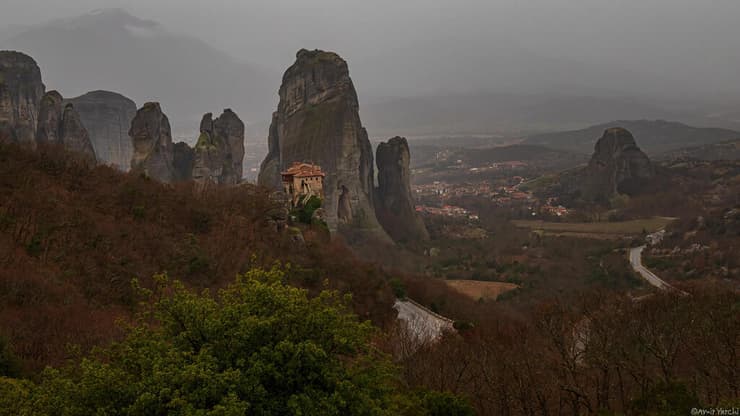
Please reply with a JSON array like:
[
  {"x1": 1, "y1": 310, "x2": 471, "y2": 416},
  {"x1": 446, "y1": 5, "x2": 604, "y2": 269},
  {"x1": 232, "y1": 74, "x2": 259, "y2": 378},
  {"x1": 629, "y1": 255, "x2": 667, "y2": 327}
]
[
  {"x1": 129, "y1": 102, "x2": 175, "y2": 182},
  {"x1": 1, "y1": 52, "x2": 95, "y2": 161},
  {"x1": 192, "y1": 113, "x2": 224, "y2": 184},
  {"x1": 60, "y1": 103, "x2": 96, "y2": 162},
  {"x1": 258, "y1": 49, "x2": 389, "y2": 242},
  {"x1": 215, "y1": 110, "x2": 245, "y2": 184},
  {"x1": 68, "y1": 90, "x2": 136, "y2": 170},
  {"x1": 172, "y1": 142, "x2": 194, "y2": 182},
  {"x1": 129, "y1": 105, "x2": 245, "y2": 185},
  {"x1": 0, "y1": 51, "x2": 45, "y2": 146},
  {"x1": 193, "y1": 110, "x2": 245, "y2": 184},
  {"x1": 375, "y1": 137, "x2": 429, "y2": 242},
  {"x1": 576, "y1": 127, "x2": 654, "y2": 201},
  {"x1": 36, "y1": 91, "x2": 96, "y2": 161},
  {"x1": 36, "y1": 90, "x2": 63, "y2": 144}
]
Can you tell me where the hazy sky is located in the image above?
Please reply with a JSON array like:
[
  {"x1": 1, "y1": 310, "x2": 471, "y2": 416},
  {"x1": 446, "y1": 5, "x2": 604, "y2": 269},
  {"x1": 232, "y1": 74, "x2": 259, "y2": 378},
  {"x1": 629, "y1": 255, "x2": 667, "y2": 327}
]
[{"x1": 3, "y1": 0, "x2": 740, "y2": 101}]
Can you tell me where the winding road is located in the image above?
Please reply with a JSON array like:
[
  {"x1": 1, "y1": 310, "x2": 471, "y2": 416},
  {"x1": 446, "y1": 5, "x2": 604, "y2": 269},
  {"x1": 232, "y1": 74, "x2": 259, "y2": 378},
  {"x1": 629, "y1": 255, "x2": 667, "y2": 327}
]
[
  {"x1": 394, "y1": 299, "x2": 454, "y2": 343},
  {"x1": 629, "y1": 245, "x2": 687, "y2": 295}
]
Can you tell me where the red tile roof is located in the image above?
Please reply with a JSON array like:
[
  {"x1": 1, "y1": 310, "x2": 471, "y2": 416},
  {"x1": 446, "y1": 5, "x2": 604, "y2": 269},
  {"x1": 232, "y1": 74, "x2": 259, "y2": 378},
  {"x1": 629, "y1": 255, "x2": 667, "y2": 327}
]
[{"x1": 281, "y1": 162, "x2": 325, "y2": 178}]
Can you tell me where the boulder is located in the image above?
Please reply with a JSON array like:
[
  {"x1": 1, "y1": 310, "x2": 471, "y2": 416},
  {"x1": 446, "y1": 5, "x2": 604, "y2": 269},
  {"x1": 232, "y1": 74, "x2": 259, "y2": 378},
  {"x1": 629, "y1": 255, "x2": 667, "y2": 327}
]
[
  {"x1": 67, "y1": 90, "x2": 136, "y2": 170},
  {"x1": 129, "y1": 102, "x2": 175, "y2": 182},
  {"x1": 375, "y1": 136, "x2": 429, "y2": 242},
  {"x1": 0, "y1": 51, "x2": 45, "y2": 146},
  {"x1": 258, "y1": 49, "x2": 390, "y2": 243}
]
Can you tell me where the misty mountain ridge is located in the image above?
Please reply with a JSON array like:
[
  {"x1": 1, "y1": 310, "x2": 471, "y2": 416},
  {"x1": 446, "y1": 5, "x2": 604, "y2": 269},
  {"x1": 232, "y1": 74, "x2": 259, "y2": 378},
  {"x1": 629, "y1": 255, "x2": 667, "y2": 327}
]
[
  {"x1": 523, "y1": 119, "x2": 740, "y2": 156},
  {"x1": 1, "y1": 8, "x2": 276, "y2": 141},
  {"x1": 353, "y1": 35, "x2": 677, "y2": 101},
  {"x1": 361, "y1": 93, "x2": 678, "y2": 137},
  {"x1": 5, "y1": 8, "x2": 740, "y2": 146}
]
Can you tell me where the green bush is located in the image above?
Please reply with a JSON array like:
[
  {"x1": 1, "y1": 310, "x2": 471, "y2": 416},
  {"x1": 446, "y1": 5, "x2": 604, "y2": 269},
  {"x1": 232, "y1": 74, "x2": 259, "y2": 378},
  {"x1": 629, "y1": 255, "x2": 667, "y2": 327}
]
[
  {"x1": 0, "y1": 377, "x2": 31, "y2": 416},
  {"x1": 390, "y1": 278, "x2": 407, "y2": 299},
  {"x1": 293, "y1": 195, "x2": 322, "y2": 224}
]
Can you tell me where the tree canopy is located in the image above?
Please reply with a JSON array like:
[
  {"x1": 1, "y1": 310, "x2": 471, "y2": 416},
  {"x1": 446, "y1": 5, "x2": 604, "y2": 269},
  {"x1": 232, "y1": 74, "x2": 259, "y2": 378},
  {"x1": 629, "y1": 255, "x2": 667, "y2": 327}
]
[{"x1": 0, "y1": 266, "x2": 469, "y2": 415}]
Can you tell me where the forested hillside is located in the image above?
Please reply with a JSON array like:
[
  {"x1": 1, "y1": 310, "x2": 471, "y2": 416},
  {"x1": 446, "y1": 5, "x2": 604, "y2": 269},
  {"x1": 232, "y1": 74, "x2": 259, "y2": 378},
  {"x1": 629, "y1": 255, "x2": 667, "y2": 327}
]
[{"x1": 0, "y1": 144, "x2": 396, "y2": 374}]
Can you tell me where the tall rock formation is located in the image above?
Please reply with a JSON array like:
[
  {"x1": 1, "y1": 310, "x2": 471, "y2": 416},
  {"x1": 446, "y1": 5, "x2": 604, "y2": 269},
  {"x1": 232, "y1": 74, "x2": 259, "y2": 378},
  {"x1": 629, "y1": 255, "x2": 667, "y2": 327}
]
[
  {"x1": 258, "y1": 49, "x2": 389, "y2": 242},
  {"x1": 68, "y1": 90, "x2": 136, "y2": 170},
  {"x1": 572, "y1": 127, "x2": 654, "y2": 202},
  {"x1": 129, "y1": 102, "x2": 175, "y2": 182},
  {"x1": 193, "y1": 110, "x2": 245, "y2": 184},
  {"x1": 36, "y1": 91, "x2": 96, "y2": 162},
  {"x1": 129, "y1": 105, "x2": 245, "y2": 185},
  {"x1": 60, "y1": 103, "x2": 96, "y2": 162},
  {"x1": 36, "y1": 90, "x2": 64, "y2": 144},
  {"x1": 375, "y1": 137, "x2": 429, "y2": 242},
  {"x1": 0, "y1": 51, "x2": 45, "y2": 146},
  {"x1": 192, "y1": 113, "x2": 224, "y2": 184}
]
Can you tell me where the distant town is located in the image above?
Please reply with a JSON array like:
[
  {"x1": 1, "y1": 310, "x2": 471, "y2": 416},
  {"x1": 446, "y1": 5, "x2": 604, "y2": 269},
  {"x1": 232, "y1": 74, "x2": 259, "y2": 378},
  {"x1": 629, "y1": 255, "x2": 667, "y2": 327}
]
[{"x1": 413, "y1": 171, "x2": 569, "y2": 221}]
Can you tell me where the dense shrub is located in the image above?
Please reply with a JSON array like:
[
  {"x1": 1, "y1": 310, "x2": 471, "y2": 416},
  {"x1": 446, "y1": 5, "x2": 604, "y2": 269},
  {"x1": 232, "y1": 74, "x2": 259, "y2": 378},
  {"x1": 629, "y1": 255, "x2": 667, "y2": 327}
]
[{"x1": 292, "y1": 195, "x2": 322, "y2": 224}]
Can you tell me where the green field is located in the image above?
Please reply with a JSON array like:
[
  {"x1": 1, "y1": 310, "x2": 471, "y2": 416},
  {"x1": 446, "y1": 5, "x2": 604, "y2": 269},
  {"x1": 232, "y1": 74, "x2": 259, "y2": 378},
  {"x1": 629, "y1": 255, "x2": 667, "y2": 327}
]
[{"x1": 512, "y1": 217, "x2": 675, "y2": 236}]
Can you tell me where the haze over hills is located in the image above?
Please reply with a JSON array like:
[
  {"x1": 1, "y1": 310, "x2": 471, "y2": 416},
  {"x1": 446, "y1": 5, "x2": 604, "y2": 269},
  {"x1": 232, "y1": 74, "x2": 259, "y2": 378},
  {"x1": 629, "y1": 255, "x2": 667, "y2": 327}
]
[
  {"x1": 409, "y1": 143, "x2": 586, "y2": 171},
  {"x1": 523, "y1": 120, "x2": 740, "y2": 156},
  {"x1": 5, "y1": 7, "x2": 740, "y2": 144},
  {"x1": 0, "y1": 9, "x2": 275, "y2": 140},
  {"x1": 361, "y1": 94, "x2": 695, "y2": 138},
  {"x1": 658, "y1": 139, "x2": 740, "y2": 161}
]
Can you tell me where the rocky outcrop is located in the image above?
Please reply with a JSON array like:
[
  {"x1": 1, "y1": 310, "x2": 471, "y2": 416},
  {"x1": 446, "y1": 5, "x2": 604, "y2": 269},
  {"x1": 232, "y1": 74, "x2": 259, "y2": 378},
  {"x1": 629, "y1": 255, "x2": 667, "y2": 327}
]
[
  {"x1": 571, "y1": 127, "x2": 654, "y2": 202},
  {"x1": 129, "y1": 104, "x2": 245, "y2": 185},
  {"x1": 68, "y1": 90, "x2": 136, "y2": 170},
  {"x1": 129, "y1": 102, "x2": 175, "y2": 182},
  {"x1": 214, "y1": 110, "x2": 245, "y2": 184},
  {"x1": 258, "y1": 49, "x2": 389, "y2": 242},
  {"x1": 375, "y1": 137, "x2": 429, "y2": 242},
  {"x1": 60, "y1": 103, "x2": 96, "y2": 162},
  {"x1": 192, "y1": 114, "x2": 224, "y2": 184},
  {"x1": 193, "y1": 110, "x2": 245, "y2": 184},
  {"x1": 36, "y1": 90, "x2": 63, "y2": 144},
  {"x1": 0, "y1": 51, "x2": 45, "y2": 146},
  {"x1": 36, "y1": 91, "x2": 96, "y2": 162}
]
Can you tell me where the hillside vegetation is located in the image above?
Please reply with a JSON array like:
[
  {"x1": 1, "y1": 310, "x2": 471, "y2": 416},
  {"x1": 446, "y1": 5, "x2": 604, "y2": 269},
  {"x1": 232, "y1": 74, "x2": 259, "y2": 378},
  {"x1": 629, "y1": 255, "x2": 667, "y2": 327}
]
[
  {"x1": 0, "y1": 144, "x2": 395, "y2": 373},
  {"x1": 0, "y1": 268, "x2": 473, "y2": 415}
]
